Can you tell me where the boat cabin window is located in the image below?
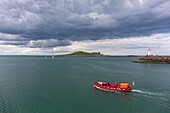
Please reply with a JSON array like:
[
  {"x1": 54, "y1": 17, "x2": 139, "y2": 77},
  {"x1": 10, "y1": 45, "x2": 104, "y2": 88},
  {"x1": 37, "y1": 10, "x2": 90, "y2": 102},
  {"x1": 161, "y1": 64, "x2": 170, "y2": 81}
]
[{"x1": 102, "y1": 82, "x2": 110, "y2": 86}]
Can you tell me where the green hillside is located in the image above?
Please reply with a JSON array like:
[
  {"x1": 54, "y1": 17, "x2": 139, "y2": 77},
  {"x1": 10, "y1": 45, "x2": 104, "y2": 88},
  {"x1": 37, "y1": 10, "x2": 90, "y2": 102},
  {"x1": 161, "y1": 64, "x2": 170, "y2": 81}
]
[{"x1": 60, "y1": 51, "x2": 104, "y2": 56}]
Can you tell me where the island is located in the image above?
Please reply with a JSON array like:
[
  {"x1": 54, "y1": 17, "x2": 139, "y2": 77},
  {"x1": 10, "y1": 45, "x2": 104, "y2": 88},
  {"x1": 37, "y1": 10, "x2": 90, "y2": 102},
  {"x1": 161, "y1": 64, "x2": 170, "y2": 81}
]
[
  {"x1": 58, "y1": 51, "x2": 106, "y2": 57},
  {"x1": 132, "y1": 55, "x2": 170, "y2": 64}
]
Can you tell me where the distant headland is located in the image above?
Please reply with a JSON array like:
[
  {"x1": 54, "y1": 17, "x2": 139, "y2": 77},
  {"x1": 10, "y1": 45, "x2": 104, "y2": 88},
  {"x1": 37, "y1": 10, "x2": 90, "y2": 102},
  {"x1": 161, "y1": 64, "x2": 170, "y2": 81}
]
[
  {"x1": 133, "y1": 55, "x2": 170, "y2": 64},
  {"x1": 57, "y1": 51, "x2": 106, "y2": 57}
]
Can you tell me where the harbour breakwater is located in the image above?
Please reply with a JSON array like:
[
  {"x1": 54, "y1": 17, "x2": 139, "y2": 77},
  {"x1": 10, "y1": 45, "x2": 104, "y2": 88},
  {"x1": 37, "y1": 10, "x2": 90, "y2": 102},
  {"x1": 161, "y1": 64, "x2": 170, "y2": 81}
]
[{"x1": 132, "y1": 56, "x2": 170, "y2": 64}]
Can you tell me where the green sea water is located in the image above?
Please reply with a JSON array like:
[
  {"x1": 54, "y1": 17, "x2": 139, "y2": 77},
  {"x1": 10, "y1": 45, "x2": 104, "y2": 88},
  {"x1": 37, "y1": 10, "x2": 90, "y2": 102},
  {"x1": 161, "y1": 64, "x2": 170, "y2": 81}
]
[{"x1": 0, "y1": 56, "x2": 170, "y2": 113}]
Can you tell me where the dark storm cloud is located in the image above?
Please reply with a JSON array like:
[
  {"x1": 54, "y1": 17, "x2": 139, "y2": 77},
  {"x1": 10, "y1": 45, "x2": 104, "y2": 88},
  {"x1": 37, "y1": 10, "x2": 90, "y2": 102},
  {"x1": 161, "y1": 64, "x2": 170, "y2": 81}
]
[
  {"x1": 0, "y1": 41, "x2": 28, "y2": 46},
  {"x1": 0, "y1": 39, "x2": 71, "y2": 48},
  {"x1": 27, "y1": 39, "x2": 71, "y2": 48},
  {"x1": 0, "y1": 0, "x2": 170, "y2": 42}
]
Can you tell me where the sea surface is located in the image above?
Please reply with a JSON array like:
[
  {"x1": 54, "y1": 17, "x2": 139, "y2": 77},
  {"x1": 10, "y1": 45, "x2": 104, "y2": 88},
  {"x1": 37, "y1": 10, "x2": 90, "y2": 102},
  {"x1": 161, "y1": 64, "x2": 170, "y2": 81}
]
[{"x1": 0, "y1": 56, "x2": 170, "y2": 113}]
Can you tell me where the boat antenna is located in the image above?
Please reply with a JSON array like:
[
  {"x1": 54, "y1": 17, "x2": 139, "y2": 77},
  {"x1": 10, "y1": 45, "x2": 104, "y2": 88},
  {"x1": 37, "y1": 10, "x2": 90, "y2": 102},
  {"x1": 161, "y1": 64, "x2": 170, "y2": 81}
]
[{"x1": 132, "y1": 81, "x2": 135, "y2": 86}]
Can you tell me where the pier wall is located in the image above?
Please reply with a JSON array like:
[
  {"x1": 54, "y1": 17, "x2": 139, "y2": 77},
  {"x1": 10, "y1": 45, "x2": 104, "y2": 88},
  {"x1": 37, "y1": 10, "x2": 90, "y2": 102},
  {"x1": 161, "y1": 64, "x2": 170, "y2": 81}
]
[{"x1": 132, "y1": 56, "x2": 170, "y2": 64}]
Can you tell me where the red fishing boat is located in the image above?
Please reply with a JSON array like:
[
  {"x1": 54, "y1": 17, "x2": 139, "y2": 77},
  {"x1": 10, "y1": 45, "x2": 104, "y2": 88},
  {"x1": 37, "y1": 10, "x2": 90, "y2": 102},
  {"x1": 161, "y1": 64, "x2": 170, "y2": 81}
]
[{"x1": 93, "y1": 81, "x2": 132, "y2": 92}]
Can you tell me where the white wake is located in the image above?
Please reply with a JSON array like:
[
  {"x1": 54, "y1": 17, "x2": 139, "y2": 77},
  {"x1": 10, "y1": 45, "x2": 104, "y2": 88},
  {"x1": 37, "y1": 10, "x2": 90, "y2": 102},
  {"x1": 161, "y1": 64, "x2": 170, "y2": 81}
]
[{"x1": 131, "y1": 89, "x2": 164, "y2": 96}]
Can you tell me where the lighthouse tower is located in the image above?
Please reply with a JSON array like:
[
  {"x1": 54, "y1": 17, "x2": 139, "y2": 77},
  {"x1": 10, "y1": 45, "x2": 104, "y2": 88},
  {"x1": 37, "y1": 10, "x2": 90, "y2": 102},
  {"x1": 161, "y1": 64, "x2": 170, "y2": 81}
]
[{"x1": 147, "y1": 48, "x2": 151, "y2": 56}]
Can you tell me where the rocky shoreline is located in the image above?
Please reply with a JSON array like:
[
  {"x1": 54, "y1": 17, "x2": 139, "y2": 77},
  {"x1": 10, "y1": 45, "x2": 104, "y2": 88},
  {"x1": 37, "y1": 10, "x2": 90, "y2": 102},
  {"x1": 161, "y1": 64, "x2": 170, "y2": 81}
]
[{"x1": 132, "y1": 56, "x2": 170, "y2": 64}]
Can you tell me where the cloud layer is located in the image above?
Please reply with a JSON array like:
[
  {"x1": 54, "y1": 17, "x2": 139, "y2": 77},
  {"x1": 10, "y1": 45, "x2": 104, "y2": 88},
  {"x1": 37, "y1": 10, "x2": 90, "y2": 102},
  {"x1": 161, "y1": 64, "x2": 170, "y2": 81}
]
[
  {"x1": 1, "y1": 33, "x2": 170, "y2": 55},
  {"x1": 1, "y1": 0, "x2": 170, "y2": 40},
  {"x1": 0, "y1": 0, "x2": 170, "y2": 55}
]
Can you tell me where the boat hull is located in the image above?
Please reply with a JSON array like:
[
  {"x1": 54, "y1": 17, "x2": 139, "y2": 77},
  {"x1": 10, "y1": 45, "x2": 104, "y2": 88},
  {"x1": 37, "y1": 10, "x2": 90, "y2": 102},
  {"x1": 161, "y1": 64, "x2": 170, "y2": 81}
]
[{"x1": 93, "y1": 82, "x2": 132, "y2": 92}]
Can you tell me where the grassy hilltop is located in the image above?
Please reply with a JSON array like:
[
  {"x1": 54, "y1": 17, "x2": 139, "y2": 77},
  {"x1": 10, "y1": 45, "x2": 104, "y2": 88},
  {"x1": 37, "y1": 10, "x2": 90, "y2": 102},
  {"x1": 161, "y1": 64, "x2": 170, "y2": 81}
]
[{"x1": 59, "y1": 51, "x2": 105, "y2": 56}]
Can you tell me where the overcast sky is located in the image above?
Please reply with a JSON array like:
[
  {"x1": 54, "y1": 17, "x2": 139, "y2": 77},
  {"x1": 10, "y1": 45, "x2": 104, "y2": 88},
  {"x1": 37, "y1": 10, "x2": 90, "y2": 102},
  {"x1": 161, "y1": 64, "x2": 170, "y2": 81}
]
[{"x1": 0, "y1": 0, "x2": 170, "y2": 55}]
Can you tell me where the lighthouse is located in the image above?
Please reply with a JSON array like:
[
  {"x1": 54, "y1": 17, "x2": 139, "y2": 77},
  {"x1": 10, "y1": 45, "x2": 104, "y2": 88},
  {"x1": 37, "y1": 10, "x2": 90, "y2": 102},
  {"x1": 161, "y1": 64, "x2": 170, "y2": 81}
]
[{"x1": 147, "y1": 48, "x2": 151, "y2": 56}]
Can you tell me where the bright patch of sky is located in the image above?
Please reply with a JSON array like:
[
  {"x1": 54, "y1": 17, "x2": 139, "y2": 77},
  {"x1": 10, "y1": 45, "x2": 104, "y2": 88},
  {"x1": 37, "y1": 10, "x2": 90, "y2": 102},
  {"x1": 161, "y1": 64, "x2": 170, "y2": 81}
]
[{"x1": 0, "y1": 0, "x2": 170, "y2": 55}]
